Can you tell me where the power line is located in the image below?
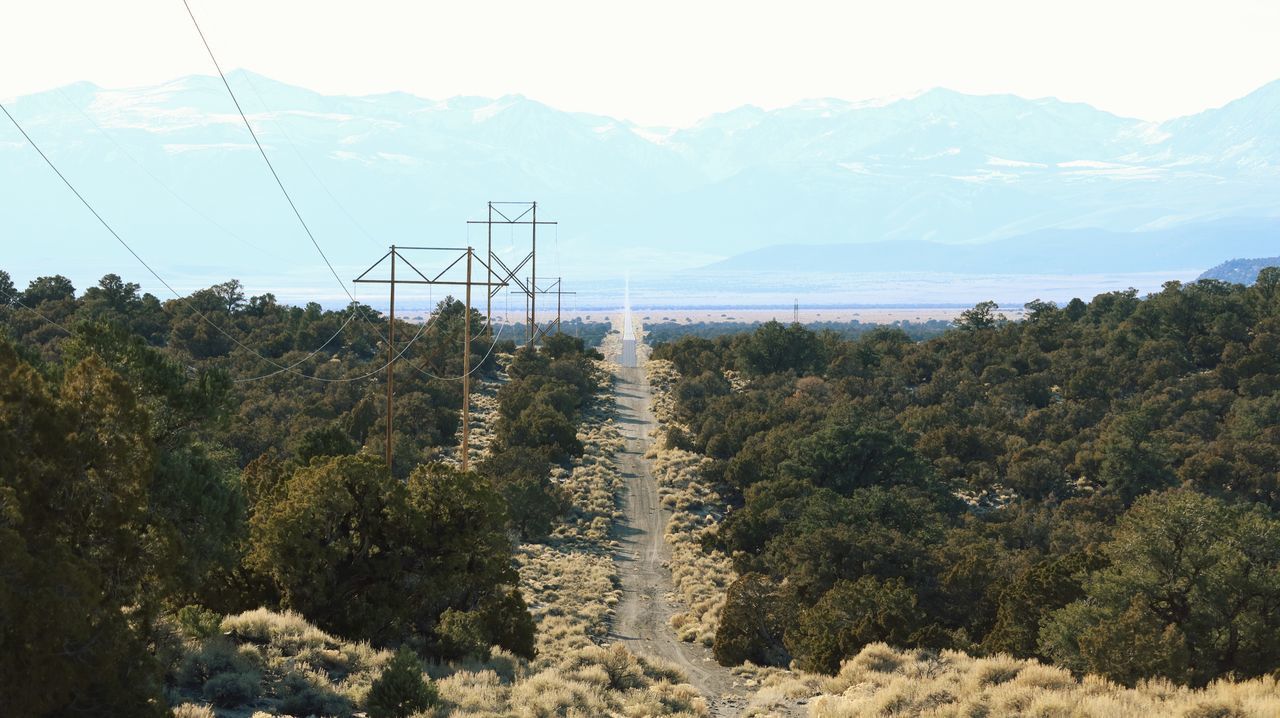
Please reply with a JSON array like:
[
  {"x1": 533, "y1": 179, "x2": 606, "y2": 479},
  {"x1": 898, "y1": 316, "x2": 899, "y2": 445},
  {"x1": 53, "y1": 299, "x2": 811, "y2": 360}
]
[
  {"x1": 1, "y1": 102, "x2": 494, "y2": 388},
  {"x1": 0, "y1": 100, "x2": 301, "y2": 373},
  {"x1": 242, "y1": 309, "x2": 441, "y2": 384},
  {"x1": 179, "y1": 0, "x2": 477, "y2": 383},
  {"x1": 180, "y1": 0, "x2": 359, "y2": 306},
  {"x1": 237, "y1": 72, "x2": 382, "y2": 250},
  {"x1": 0, "y1": 288, "x2": 75, "y2": 335},
  {"x1": 231, "y1": 307, "x2": 361, "y2": 383},
  {"x1": 0, "y1": 100, "x2": 431, "y2": 385},
  {"x1": 178, "y1": 1, "x2": 478, "y2": 384}
]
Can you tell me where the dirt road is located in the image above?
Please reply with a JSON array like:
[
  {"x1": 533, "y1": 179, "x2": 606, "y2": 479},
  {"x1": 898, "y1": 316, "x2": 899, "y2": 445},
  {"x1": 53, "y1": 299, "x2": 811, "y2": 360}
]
[{"x1": 609, "y1": 357, "x2": 752, "y2": 717}]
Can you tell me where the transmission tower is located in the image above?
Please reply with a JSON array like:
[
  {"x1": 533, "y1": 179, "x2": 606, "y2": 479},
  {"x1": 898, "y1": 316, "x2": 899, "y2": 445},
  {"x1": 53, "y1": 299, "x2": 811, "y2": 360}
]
[
  {"x1": 529, "y1": 277, "x2": 577, "y2": 343},
  {"x1": 794, "y1": 298, "x2": 799, "y2": 324},
  {"x1": 353, "y1": 245, "x2": 507, "y2": 474},
  {"x1": 467, "y1": 201, "x2": 557, "y2": 345}
]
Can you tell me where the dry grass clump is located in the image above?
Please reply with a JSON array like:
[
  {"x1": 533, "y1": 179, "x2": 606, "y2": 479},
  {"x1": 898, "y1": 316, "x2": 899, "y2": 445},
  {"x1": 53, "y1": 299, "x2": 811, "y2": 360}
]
[
  {"x1": 439, "y1": 354, "x2": 509, "y2": 470},
  {"x1": 171, "y1": 704, "x2": 216, "y2": 718},
  {"x1": 166, "y1": 607, "x2": 391, "y2": 716},
  {"x1": 724, "y1": 662, "x2": 828, "y2": 716},
  {"x1": 433, "y1": 540, "x2": 705, "y2": 717},
  {"x1": 550, "y1": 406, "x2": 626, "y2": 545},
  {"x1": 645, "y1": 359, "x2": 737, "y2": 646},
  {"x1": 806, "y1": 643, "x2": 1280, "y2": 718},
  {"x1": 651, "y1": 446, "x2": 735, "y2": 646},
  {"x1": 462, "y1": 645, "x2": 705, "y2": 718},
  {"x1": 646, "y1": 359, "x2": 683, "y2": 426},
  {"x1": 516, "y1": 543, "x2": 619, "y2": 655},
  {"x1": 434, "y1": 669, "x2": 509, "y2": 714}
]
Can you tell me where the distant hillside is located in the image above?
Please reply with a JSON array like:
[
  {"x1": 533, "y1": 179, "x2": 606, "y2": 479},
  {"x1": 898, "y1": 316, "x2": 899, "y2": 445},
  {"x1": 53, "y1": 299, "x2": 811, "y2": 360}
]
[
  {"x1": 3, "y1": 72, "x2": 1280, "y2": 295},
  {"x1": 704, "y1": 217, "x2": 1280, "y2": 274},
  {"x1": 1200, "y1": 257, "x2": 1280, "y2": 284}
]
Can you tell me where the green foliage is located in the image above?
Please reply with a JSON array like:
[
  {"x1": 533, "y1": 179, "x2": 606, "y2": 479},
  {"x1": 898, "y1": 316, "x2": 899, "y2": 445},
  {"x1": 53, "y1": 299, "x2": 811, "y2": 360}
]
[
  {"x1": 475, "y1": 585, "x2": 537, "y2": 660},
  {"x1": 713, "y1": 573, "x2": 791, "y2": 666},
  {"x1": 0, "y1": 269, "x2": 15, "y2": 301},
  {"x1": 2, "y1": 272, "x2": 569, "y2": 711},
  {"x1": 176, "y1": 605, "x2": 224, "y2": 641},
  {"x1": 21, "y1": 274, "x2": 76, "y2": 305},
  {"x1": 735, "y1": 319, "x2": 824, "y2": 375},
  {"x1": 295, "y1": 422, "x2": 357, "y2": 464},
  {"x1": 479, "y1": 447, "x2": 570, "y2": 540},
  {"x1": 489, "y1": 337, "x2": 602, "y2": 537},
  {"x1": 203, "y1": 671, "x2": 260, "y2": 708},
  {"x1": 0, "y1": 342, "x2": 166, "y2": 716},
  {"x1": 1040, "y1": 489, "x2": 1280, "y2": 686},
  {"x1": 785, "y1": 576, "x2": 927, "y2": 675},
  {"x1": 648, "y1": 317, "x2": 951, "y2": 349},
  {"x1": 956, "y1": 300, "x2": 1005, "y2": 330},
  {"x1": 248, "y1": 455, "x2": 532, "y2": 654},
  {"x1": 671, "y1": 279, "x2": 1280, "y2": 685},
  {"x1": 436, "y1": 608, "x2": 492, "y2": 660},
  {"x1": 367, "y1": 646, "x2": 437, "y2": 718},
  {"x1": 983, "y1": 551, "x2": 1098, "y2": 659}
]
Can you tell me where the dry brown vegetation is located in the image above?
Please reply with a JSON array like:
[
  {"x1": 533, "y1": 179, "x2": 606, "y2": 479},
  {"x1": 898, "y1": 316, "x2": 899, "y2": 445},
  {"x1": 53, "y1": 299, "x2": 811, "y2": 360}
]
[
  {"x1": 646, "y1": 359, "x2": 737, "y2": 647},
  {"x1": 166, "y1": 608, "x2": 392, "y2": 716},
  {"x1": 548, "y1": 407, "x2": 626, "y2": 545},
  {"x1": 804, "y1": 643, "x2": 1280, "y2": 718},
  {"x1": 425, "y1": 355, "x2": 707, "y2": 717},
  {"x1": 439, "y1": 354, "x2": 507, "y2": 470}
]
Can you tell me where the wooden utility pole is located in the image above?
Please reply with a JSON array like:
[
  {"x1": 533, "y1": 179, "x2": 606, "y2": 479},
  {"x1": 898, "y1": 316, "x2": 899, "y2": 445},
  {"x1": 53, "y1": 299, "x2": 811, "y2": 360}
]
[
  {"x1": 485, "y1": 202, "x2": 493, "y2": 325},
  {"x1": 385, "y1": 246, "x2": 396, "y2": 468},
  {"x1": 530, "y1": 201, "x2": 537, "y2": 344},
  {"x1": 353, "y1": 246, "x2": 506, "y2": 476},
  {"x1": 461, "y1": 247, "x2": 473, "y2": 472}
]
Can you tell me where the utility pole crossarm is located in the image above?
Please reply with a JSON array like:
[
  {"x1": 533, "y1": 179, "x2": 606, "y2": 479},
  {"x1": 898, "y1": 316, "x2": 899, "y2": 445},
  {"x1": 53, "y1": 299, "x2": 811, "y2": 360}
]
[
  {"x1": 530, "y1": 277, "x2": 576, "y2": 343},
  {"x1": 467, "y1": 200, "x2": 556, "y2": 347},
  {"x1": 352, "y1": 244, "x2": 504, "y2": 476}
]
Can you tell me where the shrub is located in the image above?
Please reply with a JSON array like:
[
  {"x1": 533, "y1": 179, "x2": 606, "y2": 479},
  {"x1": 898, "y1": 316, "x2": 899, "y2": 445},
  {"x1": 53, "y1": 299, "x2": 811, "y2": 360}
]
[
  {"x1": 437, "y1": 608, "x2": 490, "y2": 661},
  {"x1": 366, "y1": 647, "x2": 437, "y2": 718},
  {"x1": 785, "y1": 576, "x2": 926, "y2": 675},
  {"x1": 713, "y1": 573, "x2": 790, "y2": 667},
  {"x1": 176, "y1": 606, "x2": 223, "y2": 641},
  {"x1": 248, "y1": 456, "x2": 528, "y2": 653},
  {"x1": 202, "y1": 671, "x2": 259, "y2": 707},
  {"x1": 275, "y1": 670, "x2": 351, "y2": 717}
]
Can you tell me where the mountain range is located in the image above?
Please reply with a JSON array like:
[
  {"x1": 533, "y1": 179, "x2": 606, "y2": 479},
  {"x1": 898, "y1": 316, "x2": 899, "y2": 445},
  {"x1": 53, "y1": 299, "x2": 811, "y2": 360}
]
[
  {"x1": 2, "y1": 71, "x2": 1278, "y2": 302},
  {"x1": 1200, "y1": 256, "x2": 1280, "y2": 284}
]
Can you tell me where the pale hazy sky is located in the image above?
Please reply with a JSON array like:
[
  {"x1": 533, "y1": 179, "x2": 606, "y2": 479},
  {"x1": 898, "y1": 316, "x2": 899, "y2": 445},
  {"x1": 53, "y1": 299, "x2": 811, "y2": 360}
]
[{"x1": 2, "y1": 0, "x2": 1279, "y2": 126}]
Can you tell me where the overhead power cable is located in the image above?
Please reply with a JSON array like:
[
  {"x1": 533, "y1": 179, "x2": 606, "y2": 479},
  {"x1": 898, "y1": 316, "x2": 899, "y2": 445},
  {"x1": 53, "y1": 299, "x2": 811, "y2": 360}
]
[
  {"x1": 239, "y1": 308, "x2": 441, "y2": 384},
  {"x1": 238, "y1": 72, "x2": 382, "y2": 250},
  {"x1": 0, "y1": 288, "x2": 75, "y2": 335},
  {"x1": 0, "y1": 101, "x2": 434, "y2": 382},
  {"x1": 180, "y1": 0, "x2": 359, "y2": 307},
  {"x1": 3, "y1": 102, "x2": 498, "y2": 388},
  {"x1": 179, "y1": 1, "x2": 471, "y2": 381},
  {"x1": 0, "y1": 101, "x2": 303, "y2": 372},
  {"x1": 181, "y1": 1, "x2": 506, "y2": 385}
]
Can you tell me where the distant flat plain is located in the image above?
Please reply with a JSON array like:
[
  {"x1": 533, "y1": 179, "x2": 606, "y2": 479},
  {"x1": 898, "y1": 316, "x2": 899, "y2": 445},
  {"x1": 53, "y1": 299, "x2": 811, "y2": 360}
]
[{"x1": 358, "y1": 269, "x2": 1203, "y2": 324}]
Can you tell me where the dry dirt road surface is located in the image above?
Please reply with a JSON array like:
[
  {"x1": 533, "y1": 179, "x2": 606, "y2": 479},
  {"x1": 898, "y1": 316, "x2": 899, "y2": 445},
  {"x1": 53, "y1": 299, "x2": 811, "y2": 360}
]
[{"x1": 610, "y1": 360, "x2": 755, "y2": 717}]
